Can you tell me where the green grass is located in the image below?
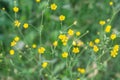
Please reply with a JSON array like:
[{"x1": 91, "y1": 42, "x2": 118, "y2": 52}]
[{"x1": 0, "y1": 0, "x2": 120, "y2": 80}]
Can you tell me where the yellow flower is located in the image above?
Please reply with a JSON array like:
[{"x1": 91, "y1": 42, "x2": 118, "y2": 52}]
[
  {"x1": 73, "y1": 21, "x2": 77, "y2": 25},
  {"x1": 63, "y1": 42, "x2": 67, "y2": 46},
  {"x1": 59, "y1": 15, "x2": 65, "y2": 21},
  {"x1": 68, "y1": 29, "x2": 74, "y2": 36},
  {"x1": 113, "y1": 45, "x2": 119, "y2": 51},
  {"x1": 36, "y1": 0, "x2": 41, "y2": 3},
  {"x1": 78, "y1": 68, "x2": 86, "y2": 74},
  {"x1": 72, "y1": 47, "x2": 79, "y2": 54},
  {"x1": 72, "y1": 41, "x2": 77, "y2": 46},
  {"x1": 42, "y1": 62, "x2": 48, "y2": 68},
  {"x1": 23, "y1": 23, "x2": 29, "y2": 29},
  {"x1": 94, "y1": 38, "x2": 100, "y2": 44},
  {"x1": 110, "y1": 33, "x2": 116, "y2": 40},
  {"x1": 58, "y1": 34, "x2": 68, "y2": 45},
  {"x1": 110, "y1": 44, "x2": 119, "y2": 58},
  {"x1": 62, "y1": 52, "x2": 68, "y2": 58},
  {"x1": 2, "y1": 7, "x2": 5, "y2": 10},
  {"x1": 14, "y1": 36, "x2": 20, "y2": 42},
  {"x1": 76, "y1": 31, "x2": 81, "y2": 36},
  {"x1": 109, "y1": 1, "x2": 113, "y2": 6},
  {"x1": 77, "y1": 79, "x2": 80, "y2": 80},
  {"x1": 89, "y1": 41, "x2": 94, "y2": 47},
  {"x1": 110, "y1": 50, "x2": 118, "y2": 58},
  {"x1": 13, "y1": 7, "x2": 19, "y2": 13},
  {"x1": 53, "y1": 41, "x2": 58, "y2": 47},
  {"x1": 99, "y1": 20, "x2": 106, "y2": 26},
  {"x1": 105, "y1": 25, "x2": 111, "y2": 33},
  {"x1": 32, "y1": 44, "x2": 37, "y2": 48},
  {"x1": 50, "y1": 3, "x2": 57, "y2": 10},
  {"x1": 9, "y1": 49, "x2": 15, "y2": 55},
  {"x1": 11, "y1": 41, "x2": 16, "y2": 46},
  {"x1": 77, "y1": 41, "x2": 84, "y2": 46},
  {"x1": 14, "y1": 20, "x2": 21, "y2": 27},
  {"x1": 93, "y1": 45, "x2": 99, "y2": 52},
  {"x1": 38, "y1": 47, "x2": 45, "y2": 54}
]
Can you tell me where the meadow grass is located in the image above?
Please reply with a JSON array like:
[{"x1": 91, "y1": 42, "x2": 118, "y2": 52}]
[{"x1": 0, "y1": 0, "x2": 120, "y2": 80}]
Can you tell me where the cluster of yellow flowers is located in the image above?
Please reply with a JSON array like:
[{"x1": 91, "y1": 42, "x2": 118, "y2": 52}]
[
  {"x1": 110, "y1": 45, "x2": 119, "y2": 57},
  {"x1": 58, "y1": 34, "x2": 68, "y2": 46},
  {"x1": 9, "y1": 36, "x2": 20, "y2": 55},
  {"x1": 10, "y1": 36, "x2": 20, "y2": 47},
  {"x1": 89, "y1": 38, "x2": 100, "y2": 53},
  {"x1": 14, "y1": 20, "x2": 29, "y2": 29}
]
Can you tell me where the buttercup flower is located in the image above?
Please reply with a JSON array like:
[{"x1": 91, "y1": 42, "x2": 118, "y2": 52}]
[
  {"x1": 68, "y1": 29, "x2": 74, "y2": 36},
  {"x1": 110, "y1": 33, "x2": 116, "y2": 40},
  {"x1": 53, "y1": 41, "x2": 58, "y2": 47},
  {"x1": 109, "y1": 1, "x2": 113, "y2": 6},
  {"x1": 78, "y1": 68, "x2": 86, "y2": 74},
  {"x1": 72, "y1": 47, "x2": 79, "y2": 54},
  {"x1": 13, "y1": 7, "x2": 19, "y2": 13},
  {"x1": 36, "y1": 0, "x2": 41, "y2": 3},
  {"x1": 42, "y1": 62, "x2": 48, "y2": 68},
  {"x1": 14, "y1": 36, "x2": 20, "y2": 42},
  {"x1": 76, "y1": 31, "x2": 81, "y2": 36},
  {"x1": 62, "y1": 52, "x2": 68, "y2": 58},
  {"x1": 32, "y1": 44, "x2": 37, "y2": 48},
  {"x1": 38, "y1": 47, "x2": 45, "y2": 54},
  {"x1": 50, "y1": 3, "x2": 57, "y2": 10},
  {"x1": 9, "y1": 49, "x2": 15, "y2": 55},
  {"x1": 59, "y1": 15, "x2": 65, "y2": 21},
  {"x1": 99, "y1": 20, "x2": 106, "y2": 26},
  {"x1": 105, "y1": 25, "x2": 111, "y2": 33},
  {"x1": 23, "y1": 23, "x2": 29, "y2": 29},
  {"x1": 93, "y1": 45, "x2": 99, "y2": 52},
  {"x1": 14, "y1": 20, "x2": 21, "y2": 27},
  {"x1": 94, "y1": 38, "x2": 100, "y2": 44}
]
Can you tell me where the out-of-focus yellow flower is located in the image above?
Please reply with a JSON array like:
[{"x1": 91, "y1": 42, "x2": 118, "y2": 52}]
[
  {"x1": 11, "y1": 41, "x2": 16, "y2": 47},
  {"x1": 36, "y1": 0, "x2": 41, "y2": 3},
  {"x1": 72, "y1": 47, "x2": 79, "y2": 54},
  {"x1": 38, "y1": 47, "x2": 45, "y2": 54},
  {"x1": 14, "y1": 36, "x2": 20, "y2": 42},
  {"x1": 50, "y1": 3, "x2": 57, "y2": 10},
  {"x1": 53, "y1": 41, "x2": 58, "y2": 47},
  {"x1": 110, "y1": 33, "x2": 116, "y2": 40},
  {"x1": 89, "y1": 41, "x2": 94, "y2": 47},
  {"x1": 9, "y1": 49, "x2": 15, "y2": 55},
  {"x1": 23, "y1": 23, "x2": 29, "y2": 29},
  {"x1": 73, "y1": 21, "x2": 77, "y2": 25},
  {"x1": 105, "y1": 25, "x2": 111, "y2": 33},
  {"x1": 99, "y1": 20, "x2": 106, "y2": 26},
  {"x1": 32, "y1": 44, "x2": 37, "y2": 48},
  {"x1": 76, "y1": 31, "x2": 81, "y2": 36},
  {"x1": 94, "y1": 38, "x2": 100, "y2": 44},
  {"x1": 68, "y1": 29, "x2": 74, "y2": 36},
  {"x1": 2, "y1": 7, "x2": 5, "y2": 10},
  {"x1": 42, "y1": 62, "x2": 48, "y2": 68},
  {"x1": 13, "y1": 7, "x2": 19, "y2": 13},
  {"x1": 109, "y1": 1, "x2": 113, "y2": 6},
  {"x1": 14, "y1": 20, "x2": 21, "y2": 27},
  {"x1": 62, "y1": 52, "x2": 68, "y2": 58},
  {"x1": 93, "y1": 45, "x2": 99, "y2": 52},
  {"x1": 59, "y1": 15, "x2": 65, "y2": 21},
  {"x1": 77, "y1": 41, "x2": 84, "y2": 46},
  {"x1": 77, "y1": 68, "x2": 86, "y2": 74}
]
